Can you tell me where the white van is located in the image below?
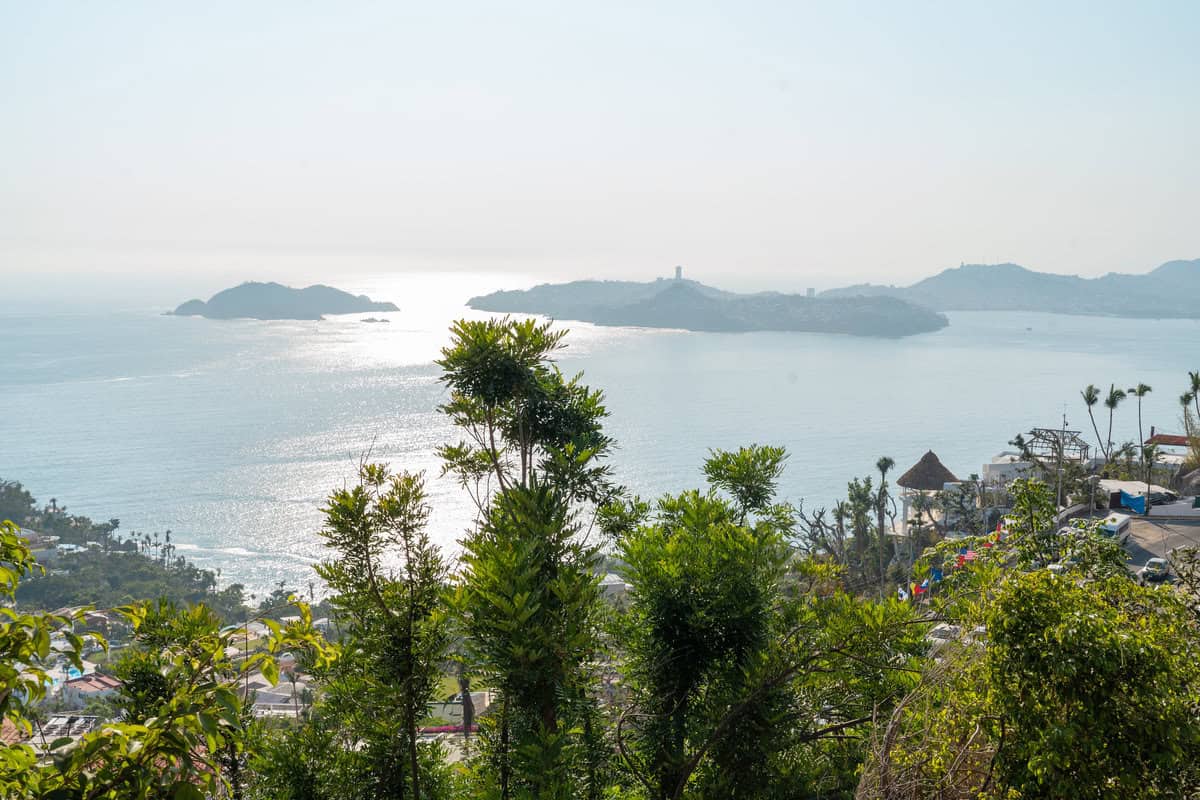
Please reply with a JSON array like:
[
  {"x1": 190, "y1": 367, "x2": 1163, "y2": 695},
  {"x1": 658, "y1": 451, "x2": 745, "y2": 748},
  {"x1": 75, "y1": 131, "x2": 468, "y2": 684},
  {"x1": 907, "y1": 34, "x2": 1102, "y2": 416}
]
[{"x1": 1099, "y1": 512, "x2": 1132, "y2": 537}]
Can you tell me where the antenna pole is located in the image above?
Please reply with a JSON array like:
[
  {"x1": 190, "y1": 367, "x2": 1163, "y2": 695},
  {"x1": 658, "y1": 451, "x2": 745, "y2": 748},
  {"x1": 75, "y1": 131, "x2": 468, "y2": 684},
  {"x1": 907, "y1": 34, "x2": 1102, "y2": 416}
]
[{"x1": 1056, "y1": 408, "x2": 1067, "y2": 510}]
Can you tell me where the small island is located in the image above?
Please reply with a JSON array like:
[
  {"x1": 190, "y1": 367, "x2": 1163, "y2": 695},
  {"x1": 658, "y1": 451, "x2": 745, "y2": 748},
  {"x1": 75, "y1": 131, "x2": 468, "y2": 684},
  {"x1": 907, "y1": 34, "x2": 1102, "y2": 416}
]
[
  {"x1": 169, "y1": 281, "x2": 398, "y2": 321},
  {"x1": 468, "y1": 271, "x2": 948, "y2": 338}
]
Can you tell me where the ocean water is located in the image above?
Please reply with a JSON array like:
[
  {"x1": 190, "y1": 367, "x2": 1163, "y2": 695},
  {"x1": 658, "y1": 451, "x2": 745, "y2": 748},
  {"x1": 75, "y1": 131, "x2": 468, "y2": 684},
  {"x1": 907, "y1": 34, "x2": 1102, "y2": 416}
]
[{"x1": 3, "y1": 271, "x2": 1198, "y2": 595}]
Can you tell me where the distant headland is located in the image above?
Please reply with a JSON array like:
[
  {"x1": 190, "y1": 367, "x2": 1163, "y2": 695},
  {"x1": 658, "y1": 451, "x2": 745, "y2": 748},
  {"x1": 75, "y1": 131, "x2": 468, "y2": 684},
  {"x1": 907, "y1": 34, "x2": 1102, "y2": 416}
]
[
  {"x1": 821, "y1": 258, "x2": 1200, "y2": 318},
  {"x1": 468, "y1": 269, "x2": 948, "y2": 338},
  {"x1": 170, "y1": 282, "x2": 398, "y2": 321}
]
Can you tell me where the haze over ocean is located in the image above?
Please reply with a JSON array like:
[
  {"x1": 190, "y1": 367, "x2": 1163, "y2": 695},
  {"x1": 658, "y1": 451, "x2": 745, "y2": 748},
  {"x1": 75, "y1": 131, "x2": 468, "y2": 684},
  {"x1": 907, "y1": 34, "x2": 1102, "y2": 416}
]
[{"x1": 3, "y1": 270, "x2": 1197, "y2": 594}]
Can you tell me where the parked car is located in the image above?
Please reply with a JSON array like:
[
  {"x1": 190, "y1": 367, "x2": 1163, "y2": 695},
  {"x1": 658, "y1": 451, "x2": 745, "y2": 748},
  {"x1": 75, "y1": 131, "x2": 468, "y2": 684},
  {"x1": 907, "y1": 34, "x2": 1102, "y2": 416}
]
[{"x1": 1138, "y1": 558, "x2": 1171, "y2": 583}]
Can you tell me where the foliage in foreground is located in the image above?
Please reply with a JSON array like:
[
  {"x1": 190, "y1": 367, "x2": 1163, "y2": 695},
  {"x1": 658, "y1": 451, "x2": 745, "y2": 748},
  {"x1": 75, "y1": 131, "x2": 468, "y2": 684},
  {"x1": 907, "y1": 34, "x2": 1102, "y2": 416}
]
[
  {"x1": 860, "y1": 481, "x2": 1200, "y2": 800},
  {"x1": 0, "y1": 519, "x2": 332, "y2": 800}
]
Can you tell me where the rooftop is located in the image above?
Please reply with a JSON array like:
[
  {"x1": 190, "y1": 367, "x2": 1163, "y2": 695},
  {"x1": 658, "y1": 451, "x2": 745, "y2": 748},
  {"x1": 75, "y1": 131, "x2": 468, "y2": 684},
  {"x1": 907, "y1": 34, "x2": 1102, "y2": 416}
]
[
  {"x1": 1146, "y1": 433, "x2": 1191, "y2": 448},
  {"x1": 66, "y1": 673, "x2": 122, "y2": 694},
  {"x1": 898, "y1": 451, "x2": 960, "y2": 491}
]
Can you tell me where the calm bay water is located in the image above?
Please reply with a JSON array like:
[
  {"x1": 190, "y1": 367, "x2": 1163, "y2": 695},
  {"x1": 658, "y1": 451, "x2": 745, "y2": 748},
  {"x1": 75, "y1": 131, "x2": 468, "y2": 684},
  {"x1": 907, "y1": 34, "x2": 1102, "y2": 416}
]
[{"x1": 3, "y1": 272, "x2": 1197, "y2": 594}]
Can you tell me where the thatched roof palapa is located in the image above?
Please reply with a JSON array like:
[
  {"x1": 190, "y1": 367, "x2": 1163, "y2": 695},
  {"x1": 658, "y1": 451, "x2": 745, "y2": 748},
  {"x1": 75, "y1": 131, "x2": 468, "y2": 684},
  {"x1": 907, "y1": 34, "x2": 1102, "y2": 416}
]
[{"x1": 897, "y1": 450, "x2": 960, "y2": 492}]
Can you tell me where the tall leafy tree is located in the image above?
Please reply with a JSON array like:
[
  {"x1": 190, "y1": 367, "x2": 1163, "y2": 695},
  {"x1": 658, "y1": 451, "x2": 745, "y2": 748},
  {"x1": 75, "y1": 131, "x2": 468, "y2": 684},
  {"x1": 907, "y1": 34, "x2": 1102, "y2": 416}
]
[
  {"x1": 1128, "y1": 382, "x2": 1152, "y2": 506},
  {"x1": 313, "y1": 464, "x2": 451, "y2": 800},
  {"x1": 455, "y1": 480, "x2": 602, "y2": 799},
  {"x1": 617, "y1": 485, "x2": 789, "y2": 799},
  {"x1": 702, "y1": 444, "x2": 788, "y2": 522},
  {"x1": 846, "y1": 476, "x2": 875, "y2": 588},
  {"x1": 439, "y1": 317, "x2": 613, "y2": 799},
  {"x1": 617, "y1": 448, "x2": 924, "y2": 800},
  {"x1": 875, "y1": 456, "x2": 895, "y2": 598},
  {"x1": 436, "y1": 317, "x2": 614, "y2": 505}
]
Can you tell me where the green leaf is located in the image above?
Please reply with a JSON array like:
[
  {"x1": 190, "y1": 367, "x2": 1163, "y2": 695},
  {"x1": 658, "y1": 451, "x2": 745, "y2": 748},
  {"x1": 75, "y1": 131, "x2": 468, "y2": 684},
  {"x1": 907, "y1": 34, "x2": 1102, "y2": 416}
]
[
  {"x1": 260, "y1": 657, "x2": 279, "y2": 687},
  {"x1": 171, "y1": 781, "x2": 206, "y2": 800}
]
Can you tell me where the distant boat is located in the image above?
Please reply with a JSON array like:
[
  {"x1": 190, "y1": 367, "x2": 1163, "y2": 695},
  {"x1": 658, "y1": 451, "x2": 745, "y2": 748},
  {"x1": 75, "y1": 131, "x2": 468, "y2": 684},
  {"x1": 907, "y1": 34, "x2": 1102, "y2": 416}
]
[{"x1": 360, "y1": 317, "x2": 391, "y2": 324}]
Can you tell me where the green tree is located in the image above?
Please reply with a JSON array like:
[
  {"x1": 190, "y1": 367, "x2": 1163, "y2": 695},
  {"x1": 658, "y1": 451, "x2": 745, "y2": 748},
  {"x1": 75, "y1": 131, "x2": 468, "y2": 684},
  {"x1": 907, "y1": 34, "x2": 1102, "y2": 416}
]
[
  {"x1": 0, "y1": 516, "x2": 329, "y2": 799},
  {"x1": 618, "y1": 485, "x2": 788, "y2": 800},
  {"x1": 455, "y1": 480, "x2": 602, "y2": 799},
  {"x1": 438, "y1": 317, "x2": 613, "y2": 799},
  {"x1": 617, "y1": 448, "x2": 924, "y2": 800},
  {"x1": 986, "y1": 573, "x2": 1200, "y2": 797},
  {"x1": 1004, "y1": 477, "x2": 1059, "y2": 569},
  {"x1": 436, "y1": 317, "x2": 615, "y2": 506},
  {"x1": 1081, "y1": 383, "x2": 1106, "y2": 460},
  {"x1": 1190, "y1": 370, "x2": 1200, "y2": 420},
  {"x1": 311, "y1": 464, "x2": 451, "y2": 800},
  {"x1": 1128, "y1": 383, "x2": 1152, "y2": 507},
  {"x1": 875, "y1": 456, "x2": 896, "y2": 598},
  {"x1": 0, "y1": 520, "x2": 97, "y2": 797},
  {"x1": 862, "y1": 482, "x2": 1199, "y2": 799},
  {"x1": 846, "y1": 476, "x2": 875, "y2": 587},
  {"x1": 702, "y1": 444, "x2": 787, "y2": 522},
  {"x1": 1103, "y1": 383, "x2": 1126, "y2": 463}
]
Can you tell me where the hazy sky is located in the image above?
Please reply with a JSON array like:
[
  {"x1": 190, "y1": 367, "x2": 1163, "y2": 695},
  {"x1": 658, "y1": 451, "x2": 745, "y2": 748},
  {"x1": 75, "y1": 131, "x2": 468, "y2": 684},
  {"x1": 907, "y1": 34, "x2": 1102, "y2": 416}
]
[{"x1": 3, "y1": 1, "x2": 1199, "y2": 298}]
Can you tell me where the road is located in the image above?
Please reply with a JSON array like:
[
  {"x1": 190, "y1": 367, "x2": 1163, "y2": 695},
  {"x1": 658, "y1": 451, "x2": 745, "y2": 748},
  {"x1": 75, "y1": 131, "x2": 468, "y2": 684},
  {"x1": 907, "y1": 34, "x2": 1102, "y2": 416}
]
[{"x1": 1125, "y1": 517, "x2": 1200, "y2": 568}]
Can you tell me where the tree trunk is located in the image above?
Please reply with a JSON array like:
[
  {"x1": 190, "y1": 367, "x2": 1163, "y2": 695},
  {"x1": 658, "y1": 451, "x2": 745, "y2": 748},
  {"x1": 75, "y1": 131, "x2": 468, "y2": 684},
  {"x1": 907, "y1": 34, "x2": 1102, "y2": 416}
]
[
  {"x1": 457, "y1": 663, "x2": 474, "y2": 740},
  {"x1": 1087, "y1": 408, "x2": 1106, "y2": 462},
  {"x1": 407, "y1": 587, "x2": 421, "y2": 800},
  {"x1": 876, "y1": 499, "x2": 887, "y2": 599},
  {"x1": 1139, "y1": 399, "x2": 1149, "y2": 515},
  {"x1": 1106, "y1": 408, "x2": 1115, "y2": 465},
  {"x1": 500, "y1": 698, "x2": 511, "y2": 800}
]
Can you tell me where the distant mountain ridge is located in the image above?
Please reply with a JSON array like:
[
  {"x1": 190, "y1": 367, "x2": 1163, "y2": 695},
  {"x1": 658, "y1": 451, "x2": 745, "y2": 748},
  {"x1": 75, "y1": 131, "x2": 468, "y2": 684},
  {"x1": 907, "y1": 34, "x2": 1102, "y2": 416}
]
[
  {"x1": 171, "y1": 282, "x2": 398, "y2": 320},
  {"x1": 468, "y1": 277, "x2": 947, "y2": 337},
  {"x1": 821, "y1": 259, "x2": 1200, "y2": 317}
]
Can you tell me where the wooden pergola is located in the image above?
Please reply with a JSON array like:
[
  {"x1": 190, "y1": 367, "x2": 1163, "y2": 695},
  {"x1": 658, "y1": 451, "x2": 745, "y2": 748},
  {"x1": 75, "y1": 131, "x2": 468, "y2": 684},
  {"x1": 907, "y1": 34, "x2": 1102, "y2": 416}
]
[{"x1": 1022, "y1": 427, "x2": 1091, "y2": 463}]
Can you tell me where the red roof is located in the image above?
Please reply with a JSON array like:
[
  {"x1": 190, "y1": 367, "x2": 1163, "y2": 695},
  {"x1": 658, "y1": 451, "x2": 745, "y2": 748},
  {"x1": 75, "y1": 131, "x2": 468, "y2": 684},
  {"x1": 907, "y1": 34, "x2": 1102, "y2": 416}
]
[
  {"x1": 1146, "y1": 433, "x2": 1190, "y2": 447},
  {"x1": 66, "y1": 673, "x2": 122, "y2": 693},
  {"x1": 0, "y1": 719, "x2": 27, "y2": 746}
]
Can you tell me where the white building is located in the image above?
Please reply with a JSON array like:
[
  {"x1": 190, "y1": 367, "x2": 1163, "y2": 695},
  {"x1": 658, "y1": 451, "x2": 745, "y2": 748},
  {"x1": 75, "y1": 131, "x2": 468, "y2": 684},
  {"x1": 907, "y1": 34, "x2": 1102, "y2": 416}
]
[{"x1": 982, "y1": 451, "x2": 1032, "y2": 483}]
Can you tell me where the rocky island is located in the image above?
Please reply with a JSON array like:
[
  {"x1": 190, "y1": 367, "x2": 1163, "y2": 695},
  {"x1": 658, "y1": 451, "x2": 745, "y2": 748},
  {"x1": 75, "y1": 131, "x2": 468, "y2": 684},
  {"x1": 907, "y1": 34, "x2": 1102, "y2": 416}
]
[
  {"x1": 468, "y1": 274, "x2": 948, "y2": 337},
  {"x1": 170, "y1": 281, "x2": 398, "y2": 320}
]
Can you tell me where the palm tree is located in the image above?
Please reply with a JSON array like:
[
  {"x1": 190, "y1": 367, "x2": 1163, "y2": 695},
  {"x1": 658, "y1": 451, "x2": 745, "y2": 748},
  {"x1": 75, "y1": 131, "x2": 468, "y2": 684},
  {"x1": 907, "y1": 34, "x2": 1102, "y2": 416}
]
[
  {"x1": 875, "y1": 456, "x2": 895, "y2": 599},
  {"x1": 1191, "y1": 371, "x2": 1200, "y2": 420},
  {"x1": 1185, "y1": 391, "x2": 1198, "y2": 437},
  {"x1": 1129, "y1": 383, "x2": 1152, "y2": 513},
  {"x1": 908, "y1": 492, "x2": 935, "y2": 560},
  {"x1": 1104, "y1": 384, "x2": 1126, "y2": 464},
  {"x1": 1081, "y1": 384, "x2": 1106, "y2": 460}
]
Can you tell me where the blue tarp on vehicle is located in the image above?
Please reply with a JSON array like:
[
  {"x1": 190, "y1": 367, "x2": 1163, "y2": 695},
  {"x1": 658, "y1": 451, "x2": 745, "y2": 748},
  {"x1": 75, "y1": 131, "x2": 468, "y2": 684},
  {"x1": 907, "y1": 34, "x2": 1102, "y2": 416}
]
[{"x1": 1120, "y1": 490, "x2": 1147, "y2": 515}]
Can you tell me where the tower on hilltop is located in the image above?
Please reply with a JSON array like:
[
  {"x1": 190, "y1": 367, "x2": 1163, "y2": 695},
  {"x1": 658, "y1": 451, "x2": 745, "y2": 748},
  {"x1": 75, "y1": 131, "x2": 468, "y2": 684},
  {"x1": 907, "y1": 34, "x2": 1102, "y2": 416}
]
[{"x1": 674, "y1": 265, "x2": 683, "y2": 281}]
